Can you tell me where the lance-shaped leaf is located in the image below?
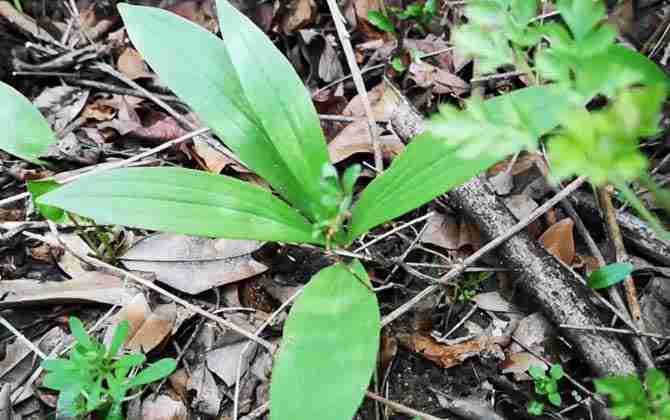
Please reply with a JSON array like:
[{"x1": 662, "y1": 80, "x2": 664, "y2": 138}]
[
  {"x1": 271, "y1": 261, "x2": 380, "y2": 420},
  {"x1": 0, "y1": 81, "x2": 58, "y2": 165},
  {"x1": 38, "y1": 168, "x2": 320, "y2": 244},
  {"x1": 118, "y1": 3, "x2": 331, "y2": 221},
  {"x1": 349, "y1": 86, "x2": 572, "y2": 240}
]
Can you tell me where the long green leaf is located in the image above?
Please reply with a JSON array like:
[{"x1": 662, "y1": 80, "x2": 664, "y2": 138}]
[
  {"x1": 118, "y1": 3, "x2": 331, "y2": 221},
  {"x1": 588, "y1": 262, "x2": 634, "y2": 289},
  {"x1": 271, "y1": 261, "x2": 380, "y2": 420},
  {"x1": 38, "y1": 168, "x2": 321, "y2": 244},
  {"x1": 127, "y1": 358, "x2": 177, "y2": 387},
  {"x1": 349, "y1": 86, "x2": 571, "y2": 240},
  {"x1": 0, "y1": 81, "x2": 57, "y2": 165}
]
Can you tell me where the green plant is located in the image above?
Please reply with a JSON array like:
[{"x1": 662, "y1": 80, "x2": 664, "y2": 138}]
[
  {"x1": 368, "y1": 0, "x2": 438, "y2": 35},
  {"x1": 587, "y1": 262, "x2": 634, "y2": 289},
  {"x1": 595, "y1": 368, "x2": 670, "y2": 419},
  {"x1": 41, "y1": 317, "x2": 177, "y2": 420},
  {"x1": 0, "y1": 1, "x2": 667, "y2": 419},
  {"x1": 527, "y1": 364, "x2": 564, "y2": 415}
]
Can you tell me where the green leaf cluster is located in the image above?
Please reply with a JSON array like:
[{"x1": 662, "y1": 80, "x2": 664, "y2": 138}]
[
  {"x1": 452, "y1": 0, "x2": 542, "y2": 73},
  {"x1": 368, "y1": 0, "x2": 439, "y2": 34},
  {"x1": 595, "y1": 368, "x2": 670, "y2": 419},
  {"x1": 527, "y1": 364, "x2": 564, "y2": 415},
  {"x1": 41, "y1": 317, "x2": 177, "y2": 420},
  {"x1": 548, "y1": 87, "x2": 664, "y2": 186}
]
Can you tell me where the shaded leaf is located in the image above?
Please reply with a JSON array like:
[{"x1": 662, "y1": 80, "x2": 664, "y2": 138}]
[
  {"x1": 588, "y1": 262, "x2": 633, "y2": 289},
  {"x1": 0, "y1": 81, "x2": 58, "y2": 165},
  {"x1": 38, "y1": 168, "x2": 319, "y2": 244},
  {"x1": 271, "y1": 261, "x2": 379, "y2": 420},
  {"x1": 27, "y1": 180, "x2": 68, "y2": 223}
]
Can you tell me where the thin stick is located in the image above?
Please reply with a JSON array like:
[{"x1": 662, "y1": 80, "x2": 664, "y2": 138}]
[
  {"x1": 365, "y1": 391, "x2": 447, "y2": 420},
  {"x1": 0, "y1": 316, "x2": 47, "y2": 359},
  {"x1": 354, "y1": 212, "x2": 434, "y2": 253},
  {"x1": 381, "y1": 177, "x2": 585, "y2": 327},
  {"x1": 560, "y1": 324, "x2": 670, "y2": 340},
  {"x1": 326, "y1": 0, "x2": 383, "y2": 173},
  {"x1": 0, "y1": 127, "x2": 210, "y2": 208}
]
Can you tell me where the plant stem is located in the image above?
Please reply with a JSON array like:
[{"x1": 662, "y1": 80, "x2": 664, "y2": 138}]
[
  {"x1": 616, "y1": 182, "x2": 670, "y2": 241},
  {"x1": 13, "y1": 0, "x2": 22, "y2": 13}
]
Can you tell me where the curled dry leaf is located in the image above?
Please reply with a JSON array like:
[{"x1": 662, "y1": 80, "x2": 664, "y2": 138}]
[
  {"x1": 280, "y1": 0, "x2": 317, "y2": 34},
  {"x1": 120, "y1": 234, "x2": 268, "y2": 295},
  {"x1": 117, "y1": 47, "x2": 152, "y2": 80},
  {"x1": 539, "y1": 218, "x2": 575, "y2": 265},
  {"x1": 104, "y1": 294, "x2": 176, "y2": 353},
  {"x1": 205, "y1": 341, "x2": 258, "y2": 386},
  {"x1": 141, "y1": 395, "x2": 188, "y2": 420},
  {"x1": 398, "y1": 333, "x2": 508, "y2": 369},
  {"x1": 0, "y1": 272, "x2": 141, "y2": 309},
  {"x1": 33, "y1": 86, "x2": 89, "y2": 133},
  {"x1": 328, "y1": 128, "x2": 403, "y2": 163},
  {"x1": 409, "y1": 61, "x2": 469, "y2": 96},
  {"x1": 187, "y1": 364, "x2": 221, "y2": 417}
]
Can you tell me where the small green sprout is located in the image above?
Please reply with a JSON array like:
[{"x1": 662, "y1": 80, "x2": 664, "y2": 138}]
[
  {"x1": 527, "y1": 364, "x2": 564, "y2": 415},
  {"x1": 41, "y1": 317, "x2": 177, "y2": 420}
]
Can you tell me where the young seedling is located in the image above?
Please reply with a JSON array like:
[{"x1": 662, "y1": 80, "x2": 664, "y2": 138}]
[
  {"x1": 527, "y1": 364, "x2": 564, "y2": 416},
  {"x1": 0, "y1": 1, "x2": 667, "y2": 419},
  {"x1": 595, "y1": 368, "x2": 670, "y2": 419},
  {"x1": 41, "y1": 317, "x2": 177, "y2": 420}
]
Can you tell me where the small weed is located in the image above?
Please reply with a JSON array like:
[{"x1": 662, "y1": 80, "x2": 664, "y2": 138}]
[
  {"x1": 596, "y1": 368, "x2": 670, "y2": 419},
  {"x1": 41, "y1": 317, "x2": 177, "y2": 420},
  {"x1": 527, "y1": 364, "x2": 564, "y2": 416}
]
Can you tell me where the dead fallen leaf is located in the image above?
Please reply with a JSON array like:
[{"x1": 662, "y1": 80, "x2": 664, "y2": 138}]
[
  {"x1": 33, "y1": 87, "x2": 89, "y2": 133},
  {"x1": 117, "y1": 47, "x2": 152, "y2": 80},
  {"x1": 398, "y1": 333, "x2": 508, "y2": 369},
  {"x1": 472, "y1": 292, "x2": 519, "y2": 312},
  {"x1": 104, "y1": 294, "x2": 176, "y2": 353},
  {"x1": 120, "y1": 234, "x2": 268, "y2": 295},
  {"x1": 500, "y1": 352, "x2": 546, "y2": 378},
  {"x1": 343, "y1": 82, "x2": 400, "y2": 119},
  {"x1": 187, "y1": 364, "x2": 221, "y2": 417},
  {"x1": 167, "y1": 0, "x2": 219, "y2": 32},
  {"x1": 409, "y1": 61, "x2": 469, "y2": 95},
  {"x1": 280, "y1": 0, "x2": 317, "y2": 34},
  {"x1": 328, "y1": 124, "x2": 404, "y2": 163},
  {"x1": 0, "y1": 272, "x2": 140, "y2": 309},
  {"x1": 539, "y1": 218, "x2": 575, "y2": 265},
  {"x1": 141, "y1": 395, "x2": 188, "y2": 420},
  {"x1": 191, "y1": 138, "x2": 240, "y2": 174},
  {"x1": 420, "y1": 212, "x2": 460, "y2": 249},
  {"x1": 206, "y1": 341, "x2": 258, "y2": 386},
  {"x1": 3, "y1": 327, "x2": 63, "y2": 394}
]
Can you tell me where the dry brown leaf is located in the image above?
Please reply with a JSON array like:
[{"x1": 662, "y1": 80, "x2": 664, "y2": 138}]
[
  {"x1": 33, "y1": 86, "x2": 89, "y2": 132},
  {"x1": 399, "y1": 334, "x2": 508, "y2": 369},
  {"x1": 141, "y1": 395, "x2": 188, "y2": 420},
  {"x1": 343, "y1": 82, "x2": 400, "y2": 119},
  {"x1": 328, "y1": 123, "x2": 404, "y2": 163},
  {"x1": 206, "y1": 341, "x2": 258, "y2": 386},
  {"x1": 472, "y1": 292, "x2": 518, "y2": 312},
  {"x1": 539, "y1": 218, "x2": 575, "y2": 265},
  {"x1": 421, "y1": 212, "x2": 460, "y2": 249},
  {"x1": 0, "y1": 272, "x2": 140, "y2": 309},
  {"x1": 104, "y1": 294, "x2": 176, "y2": 353},
  {"x1": 409, "y1": 61, "x2": 469, "y2": 95},
  {"x1": 280, "y1": 0, "x2": 317, "y2": 34},
  {"x1": 500, "y1": 352, "x2": 545, "y2": 377},
  {"x1": 187, "y1": 364, "x2": 221, "y2": 416},
  {"x1": 117, "y1": 47, "x2": 152, "y2": 80},
  {"x1": 191, "y1": 138, "x2": 238, "y2": 174},
  {"x1": 121, "y1": 234, "x2": 268, "y2": 295},
  {"x1": 167, "y1": 0, "x2": 219, "y2": 33}
]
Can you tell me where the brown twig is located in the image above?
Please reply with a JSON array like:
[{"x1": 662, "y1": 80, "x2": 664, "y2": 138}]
[
  {"x1": 325, "y1": 0, "x2": 383, "y2": 173},
  {"x1": 381, "y1": 176, "x2": 586, "y2": 327}
]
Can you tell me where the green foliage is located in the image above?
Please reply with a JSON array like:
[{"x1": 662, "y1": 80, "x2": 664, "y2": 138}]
[
  {"x1": 452, "y1": 0, "x2": 542, "y2": 73},
  {"x1": 0, "y1": 81, "x2": 58, "y2": 165},
  {"x1": 41, "y1": 317, "x2": 177, "y2": 420},
  {"x1": 270, "y1": 261, "x2": 380, "y2": 420},
  {"x1": 527, "y1": 364, "x2": 564, "y2": 415},
  {"x1": 595, "y1": 368, "x2": 670, "y2": 419},
  {"x1": 367, "y1": 0, "x2": 439, "y2": 34},
  {"x1": 588, "y1": 262, "x2": 634, "y2": 289},
  {"x1": 548, "y1": 87, "x2": 664, "y2": 186},
  {"x1": 27, "y1": 180, "x2": 68, "y2": 223}
]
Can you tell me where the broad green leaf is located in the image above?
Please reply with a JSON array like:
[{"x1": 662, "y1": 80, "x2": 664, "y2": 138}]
[
  {"x1": 113, "y1": 354, "x2": 146, "y2": 369},
  {"x1": 27, "y1": 180, "x2": 68, "y2": 223},
  {"x1": 646, "y1": 368, "x2": 670, "y2": 401},
  {"x1": 587, "y1": 262, "x2": 634, "y2": 289},
  {"x1": 0, "y1": 81, "x2": 57, "y2": 165},
  {"x1": 555, "y1": 0, "x2": 606, "y2": 41},
  {"x1": 38, "y1": 168, "x2": 321, "y2": 244},
  {"x1": 367, "y1": 11, "x2": 396, "y2": 33},
  {"x1": 348, "y1": 86, "x2": 572, "y2": 241},
  {"x1": 118, "y1": 3, "x2": 332, "y2": 222},
  {"x1": 107, "y1": 320, "x2": 129, "y2": 358},
  {"x1": 527, "y1": 400, "x2": 544, "y2": 415},
  {"x1": 549, "y1": 364, "x2": 564, "y2": 380},
  {"x1": 69, "y1": 317, "x2": 93, "y2": 350},
  {"x1": 548, "y1": 392, "x2": 561, "y2": 407},
  {"x1": 528, "y1": 365, "x2": 545, "y2": 380},
  {"x1": 271, "y1": 261, "x2": 380, "y2": 420},
  {"x1": 128, "y1": 358, "x2": 177, "y2": 387}
]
